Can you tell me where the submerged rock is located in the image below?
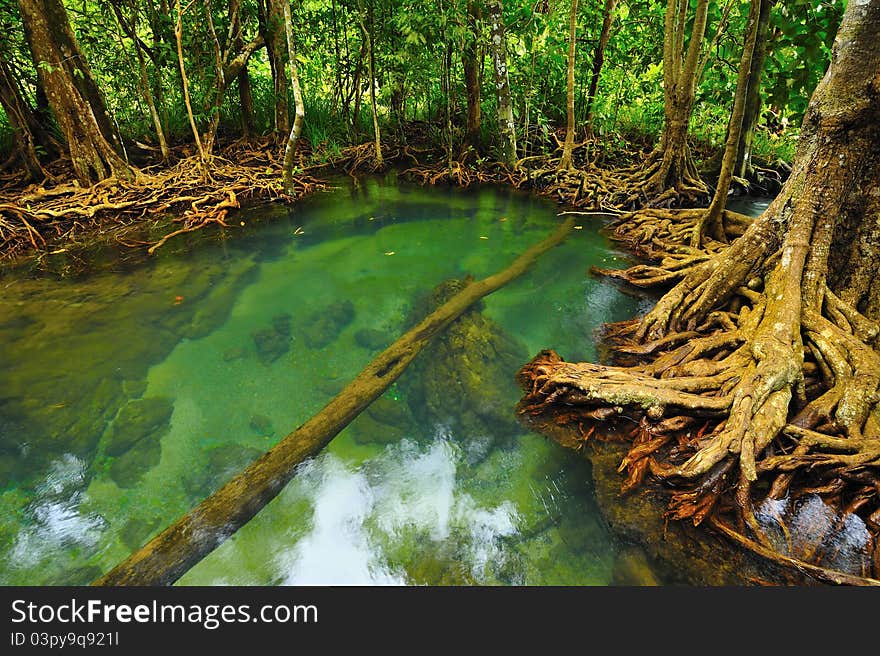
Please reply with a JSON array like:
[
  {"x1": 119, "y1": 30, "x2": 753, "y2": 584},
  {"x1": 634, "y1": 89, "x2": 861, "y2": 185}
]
[
  {"x1": 120, "y1": 515, "x2": 164, "y2": 552},
  {"x1": 249, "y1": 414, "x2": 275, "y2": 437},
  {"x1": 302, "y1": 300, "x2": 355, "y2": 349},
  {"x1": 182, "y1": 443, "x2": 263, "y2": 498},
  {"x1": 108, "y1": 436, "x2": 161, "y2": 488},
  {"x1": 104, "y1": 397, "x2": 174, "y2": 457},
  {"x1": 222, "y1": 346, "x2": 246, "y2": 362},
  {"x1": 354, "y1": 327, "x2": 388, "y2": 351},
  {"x1": 400, "y1": 279, "x2": 528, "y2": 460},
  {"x1": 349, "y1": 397, "x2": 417, "y2": 446},
  {"x1": 252, "y1": 327, "x2": 289, "y2": 364}
]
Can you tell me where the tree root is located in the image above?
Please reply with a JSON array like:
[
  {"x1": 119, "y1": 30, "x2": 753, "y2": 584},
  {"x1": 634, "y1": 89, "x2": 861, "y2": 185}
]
[
  {"x1": 0, "y1": 137, "x2": 325, "y2": 261},
  {"x1": 517, "y1": 228, "x2": 880, "y2": 580}
]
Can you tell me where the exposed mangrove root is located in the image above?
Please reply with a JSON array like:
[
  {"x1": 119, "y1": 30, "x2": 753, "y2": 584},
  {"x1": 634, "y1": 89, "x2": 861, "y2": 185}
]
[
  {"x1": 93, "y1": 217, "x2": 574, "y2": 586},
  {"x1": 612, "y1": 146, "x2": 710, "y2": 210},
  {"x1": 0, "y1": 137, "x2": 324, "y2": 261}
]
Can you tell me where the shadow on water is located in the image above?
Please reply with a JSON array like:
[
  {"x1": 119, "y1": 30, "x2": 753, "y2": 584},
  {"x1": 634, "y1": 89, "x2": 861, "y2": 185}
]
[{"x1": 1, "y1": 174, "x2": 724, "y2": 586}]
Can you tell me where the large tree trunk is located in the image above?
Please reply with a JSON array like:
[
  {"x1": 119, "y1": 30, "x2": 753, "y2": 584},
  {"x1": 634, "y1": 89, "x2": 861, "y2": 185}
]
[
  {"x1": 734, "y1": 0, "x2": 773, "y2": 180},
  {"x1": 461, "y1": 0, "x2": 481, "y2": 156},
  {"x1": 557, "y1": 0, "x2": 578, "y2": 171},
  {"x1": 518, "y1": 0, "x2": 880, "y2": 583},
  {"x1": 487, "y1": 0, "x2": 516, "y2": 167},
  {"x1": 18, "y1": 0, "x2": 134, "y2": 184}
]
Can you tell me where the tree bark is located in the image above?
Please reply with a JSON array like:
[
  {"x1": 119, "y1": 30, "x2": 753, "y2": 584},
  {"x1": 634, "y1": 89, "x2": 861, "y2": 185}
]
[
  {"x1": 734, "y1": 0, "x2": 773, "y2": 180},
  {"x1": 281, "y1": 0, "x2": 305, "y2": 191},
  {"x1": 0, "y1": 50, "x2": 53, "y2": 178},
  {"x1": 356, "y1": 0, "x2": 382, "y2": 166},
  {"x1": 237, "y1": 62, "x2": 255, "y2": 137},
  {"x1": 18, "y1": 0, "x2": 134, "y2": 184},
  {"x1": 487, "y1": 0, "x2": 516, "y2": 167},
  {"x1": 461, "y1": 0, "x2": 482, "y2": 155},
  {"x1": 262, "y1": 0, "x2": 290, "y2": 138},
  {"x1": 623, "y1": 0, "x2": 710, "y2": 206},
  {"x1": 93, "y1": 218, "x2": 574, "y2": 586},
  {"x1": 695, "y1": 0, "x2": 762, "y2": 246},
  {"x1": 557, "y1": 0, "x2": 579, "y2": 171},
  {"x1": 584, "y1": 0, "x2": 617, "y2": 135}
]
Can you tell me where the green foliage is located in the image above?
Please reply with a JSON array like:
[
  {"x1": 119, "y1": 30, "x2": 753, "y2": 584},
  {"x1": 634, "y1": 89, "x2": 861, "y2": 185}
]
[{"x1": 0, "y1": 0, "x2": 842, "y2": 169}]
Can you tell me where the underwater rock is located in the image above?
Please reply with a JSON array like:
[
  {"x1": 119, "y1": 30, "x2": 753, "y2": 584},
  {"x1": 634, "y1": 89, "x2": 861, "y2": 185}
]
[
  {"x1": 350, "y1": 397, "x2": 417, "y2": 446},
  {"x1": 302, "y1": 300, "x2": 355, "y2": 349},
  {"x1": 249, "y1": 414, "x2": 275, "y2": 437},
  {"x1": 611, "y1": 546, "x2": 661, "y2": 586},
  {"x1": 181, "y1": 443, "x2": 263, "y2": 498},
  {"x1": 104, "y1": 397, "x2": 174, "y2": 457},
  {"x1": 122, "y1": 379, "x2": 148, "y2": 399},
  {"x1": 108, "y1": 436, "x2": 161, "y2": 488},
  {"x1": 120, "y1": 515, "x2": 163, "y2": 552},
  {"x1": 400, "y1": 279, "x2": 529, "y2": 459},
  {"x1": 54, "y1": 564, "x2": 103, "y2": 586},
  {"x1": 272, "y1": 313, "x2": 292, "y2": 336},
  {"x1": 252, "y1": 327, "x2": 290, "y2": 364},
  {"x1": 354, "y1": 327, "x2": 388, "y2": 351},
  {"x1": 222, "y1": 346, "x2": 246, "y2": 362}
]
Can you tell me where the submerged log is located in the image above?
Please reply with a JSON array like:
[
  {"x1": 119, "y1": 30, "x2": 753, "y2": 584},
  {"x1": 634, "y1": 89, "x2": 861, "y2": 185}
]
[{"x1": 93, "y1": 217, "x2": 575, "y2": 586}]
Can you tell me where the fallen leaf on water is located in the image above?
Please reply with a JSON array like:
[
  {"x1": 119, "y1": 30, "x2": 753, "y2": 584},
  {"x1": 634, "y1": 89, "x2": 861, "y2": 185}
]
[
  {"x1": 574, "y1": 225, "x2": 583, "y2": 230},
  {"x1": 479, "y1": 236, "x2": 489, "y2": 240},
  {"x1": 385, "y1": 251, "x2": 395, "y2": 255},
  {"x1": 294, "y1": 226, "x2": 304, "y2": 235}
]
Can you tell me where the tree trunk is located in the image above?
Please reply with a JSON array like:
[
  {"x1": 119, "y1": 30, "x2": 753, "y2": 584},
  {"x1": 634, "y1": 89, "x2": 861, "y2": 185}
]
[
  {"x1": 281, "y1": 0, "x2": 305, "y2": 192},
  {"x1": 695, "y1": 0, "x2": 762, "y2": 246},
  {"x1": 487, "y1": 0, "x2": 516, "y2": 166},
  {"x1": 263, "y1": 0, "x2": 290, "y2": 138},
  {"x1": 174, "y1": 0, "x2": 207, "y2": 163},
  {"x1": 557, "y1": 0, "x2": 578, "y2": 171},
  {"x1": 237, "y1": 62, "x2": 255, "y2": 137},
  {"x1": 734, "y1": 0, "x2": 773, "y2": 180},
  {"x1": 584, "y1": 0, "x2": 617, "y2": 135},
  {"x1": 518, "y1": 0, "x2": 880, "y2": 583},
  {"x1": 356, "y1": 0, "x2": 382, "y2": 166},
  {"x1": 623, "y1": 0, "x2": 710, "y2": 206},
  {"x1": 0, "y1": 51, "x2": 53, "y2": 178},
  {"x1": 461, "y1": 0, "x2": 481, "y2": 155},
  {"x1": 18, "y1": 0, "x2": 134, "y2": 184}
]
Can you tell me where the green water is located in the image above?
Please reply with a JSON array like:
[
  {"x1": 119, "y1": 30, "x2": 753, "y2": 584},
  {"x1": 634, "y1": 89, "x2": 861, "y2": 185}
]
[{"x1": 0, "y1": 175, "x2": 647, "y2": 586}]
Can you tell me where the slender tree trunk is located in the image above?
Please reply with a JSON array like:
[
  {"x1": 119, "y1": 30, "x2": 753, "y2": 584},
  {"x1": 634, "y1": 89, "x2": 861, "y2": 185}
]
[
  {"x1": 281, "y1": 0, "x2": 305, "y2": 191},
  {"x1": 356, "y1": 0, "x2": 382, "y2": 166},
  {"x1": 584, "y1": 0, "x2": 617, "y2": 135},
  {"x1": 174, "y1": 0, "x2": 207, "y2": 163},
  {"x1": 18, "y1": 0, "x2": 134, "y2": 184},
  {"x1": 263, "y1": 0, "x2": 290, "y2": 138},
  {"x1": 557, "y1": 0, "x2": 578, "y2": 170},
  {"x1": 487, "y1": 0, "x2": 516, "y2": 166},
  {"x1": 237, "y1": 63, "x2": 255, "y2": 137},
  {"x1": 461, "y1": 0, "x2": 481, "y2": 155},
  {"x1": 735, "y1": 0, "x2": 773, "y2": 179},
  {"x1": 696, "y1": 0, "x2": 762, "y2": 246}
]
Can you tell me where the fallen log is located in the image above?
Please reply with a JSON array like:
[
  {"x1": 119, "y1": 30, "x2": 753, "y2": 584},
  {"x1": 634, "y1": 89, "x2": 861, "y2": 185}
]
[{"x1": 93, "y1": 216, "x2": 575, "y2": 586}]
